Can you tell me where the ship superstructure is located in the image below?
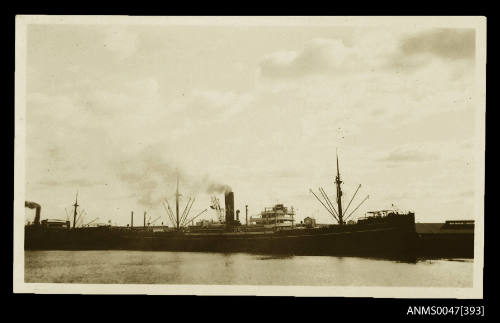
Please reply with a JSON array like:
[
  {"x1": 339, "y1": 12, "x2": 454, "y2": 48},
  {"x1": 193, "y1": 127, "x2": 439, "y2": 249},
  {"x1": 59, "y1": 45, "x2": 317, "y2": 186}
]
[{"x1": 250, "y1": 204, "x2": 295, "y2": 229}]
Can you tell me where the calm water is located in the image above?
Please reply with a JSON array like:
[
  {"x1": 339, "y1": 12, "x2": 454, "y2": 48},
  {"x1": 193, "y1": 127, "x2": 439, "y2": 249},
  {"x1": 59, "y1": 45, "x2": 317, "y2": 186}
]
[{"x1": 25, "y1": 250, "x2": 473, "y2": 287}]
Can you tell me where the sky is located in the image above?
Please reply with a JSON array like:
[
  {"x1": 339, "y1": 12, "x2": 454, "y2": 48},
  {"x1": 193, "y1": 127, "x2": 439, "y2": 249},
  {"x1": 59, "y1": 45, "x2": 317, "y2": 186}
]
[{"x1": 22, "y1": 18, "x2": 483, "y2": 226}]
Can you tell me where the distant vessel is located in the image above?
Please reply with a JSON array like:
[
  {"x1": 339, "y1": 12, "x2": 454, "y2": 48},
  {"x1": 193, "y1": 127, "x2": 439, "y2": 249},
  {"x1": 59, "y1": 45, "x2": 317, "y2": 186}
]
[{"x1": 24, "y1": 154, "x2": 473, "y2": 258}]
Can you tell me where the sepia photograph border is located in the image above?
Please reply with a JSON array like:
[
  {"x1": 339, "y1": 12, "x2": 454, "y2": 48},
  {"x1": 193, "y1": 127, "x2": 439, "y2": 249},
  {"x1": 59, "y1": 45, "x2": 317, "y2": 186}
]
[{"x1": 13, "y1": 15, "x2": 486, "y2": 298}]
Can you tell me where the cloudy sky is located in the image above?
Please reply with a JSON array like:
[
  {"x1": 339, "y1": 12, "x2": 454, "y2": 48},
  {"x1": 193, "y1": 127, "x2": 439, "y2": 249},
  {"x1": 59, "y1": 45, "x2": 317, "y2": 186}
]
[{"x1": 22, "y1": 17, "x2": 484, "y2": 226}]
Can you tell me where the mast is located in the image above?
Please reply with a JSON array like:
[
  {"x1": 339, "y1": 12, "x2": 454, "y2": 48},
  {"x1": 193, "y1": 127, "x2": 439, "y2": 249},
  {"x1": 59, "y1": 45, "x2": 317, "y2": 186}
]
[
  {"x1": 72, "y1": 192, "x2": 79, "y2": 229},
  {"x1": 310, "y1": 151, "x2": 366, "y2": 225},
  {"x1": 335, "y1": 151, "x2": 344, "y2": 225},
  {"x1": 175, "y1": 173, "x2": 180, "y2": 230}
]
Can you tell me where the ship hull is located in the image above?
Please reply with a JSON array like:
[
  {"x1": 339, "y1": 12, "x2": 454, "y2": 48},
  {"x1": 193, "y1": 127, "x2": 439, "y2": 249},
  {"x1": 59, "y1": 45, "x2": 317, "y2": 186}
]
[
  {"x1": 25, "y1": 221, "x2": 419, "y2": 258},
  {"x1": 147, "y1": 227, "x2": 417, "y2": 258}
]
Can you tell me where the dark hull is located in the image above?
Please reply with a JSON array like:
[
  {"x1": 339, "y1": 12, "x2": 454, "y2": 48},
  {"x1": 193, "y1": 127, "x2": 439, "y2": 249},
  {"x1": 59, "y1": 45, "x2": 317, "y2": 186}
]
[
  {"x1": 25, "y1": 214, "x2": 473, "y2": 259},
  {"x1": 25, "y1": 223, "x2": 419, "y2": 259},
  {"x1": 146, "y1": 228, "x2": 418, "y2": 258}
]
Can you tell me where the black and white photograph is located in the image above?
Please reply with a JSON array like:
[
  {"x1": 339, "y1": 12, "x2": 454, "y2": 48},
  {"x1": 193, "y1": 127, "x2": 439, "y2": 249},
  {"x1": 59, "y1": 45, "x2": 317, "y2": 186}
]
[{"x1": 13, "y1": 16, "x2": 485, "y2": 297}]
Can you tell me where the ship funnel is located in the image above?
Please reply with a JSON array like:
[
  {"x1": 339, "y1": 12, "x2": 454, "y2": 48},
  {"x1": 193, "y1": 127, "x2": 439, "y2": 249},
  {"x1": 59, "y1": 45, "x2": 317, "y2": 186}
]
[
  {"x1": 25, "y1": 201, "x2": 41, "y2": 225},
  {"x1": 225, "y1": 191, "x2": 234, "y2": 226}
]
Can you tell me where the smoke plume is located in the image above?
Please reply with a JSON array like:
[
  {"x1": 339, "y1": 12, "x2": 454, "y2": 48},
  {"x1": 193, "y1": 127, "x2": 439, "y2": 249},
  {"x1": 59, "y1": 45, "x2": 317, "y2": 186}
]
[
  {"x1": 25, "y1": 201, "x2": 41, "y2": 209},
  {"x1": 115, "y1": 146, "x2": 232, "y2": 208},
  {"x1": 205, "y1": 183, "x2": 232, "y2": 194}
]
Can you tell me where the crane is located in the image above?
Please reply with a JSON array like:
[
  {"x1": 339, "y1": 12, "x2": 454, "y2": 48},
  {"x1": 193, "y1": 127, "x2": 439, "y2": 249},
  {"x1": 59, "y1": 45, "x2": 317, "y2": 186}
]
[{"x1": 210, "y1": 196, "x2": 224, "y2": 223}]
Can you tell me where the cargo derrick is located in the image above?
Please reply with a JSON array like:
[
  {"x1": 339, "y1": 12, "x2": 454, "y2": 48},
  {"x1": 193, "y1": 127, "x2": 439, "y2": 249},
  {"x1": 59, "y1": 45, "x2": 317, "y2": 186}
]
[
  {"x1": 162, "y1": 173, "x2": 207, "y2": 230},
  {"x1": 310, "y1": 151, "x2": 369, "y2": 225}
]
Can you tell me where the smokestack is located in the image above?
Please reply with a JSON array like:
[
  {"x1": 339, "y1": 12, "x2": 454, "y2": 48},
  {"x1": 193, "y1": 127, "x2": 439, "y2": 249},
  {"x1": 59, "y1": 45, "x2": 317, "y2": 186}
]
[
  {"x1": 131, "y1": 211, "x2": 134, "y2": 228},
  {"x1": 236, "y1": 210, "x2": 240, "y2": 222},
  {"x1": 144, "y1": 211, "x2": 146, "y2": 228},
  {"x1": 225, "y1": 191, "x2": 234, "y2": 227},
  {"x1": 25, "y1": 201, "x2": 41, "y2": 225}
]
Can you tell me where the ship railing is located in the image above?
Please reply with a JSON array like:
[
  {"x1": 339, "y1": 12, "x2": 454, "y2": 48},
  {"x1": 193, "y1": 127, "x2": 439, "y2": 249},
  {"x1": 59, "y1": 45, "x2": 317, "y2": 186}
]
[{"x1": 251, "y1": 215, "x2": 295, "y2": 221}]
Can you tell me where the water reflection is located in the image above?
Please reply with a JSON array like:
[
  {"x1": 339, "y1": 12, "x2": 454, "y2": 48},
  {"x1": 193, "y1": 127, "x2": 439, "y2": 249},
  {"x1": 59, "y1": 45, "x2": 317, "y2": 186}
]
[{"x1": 25, "y1": 250, "x2": 473, "y2": 287}]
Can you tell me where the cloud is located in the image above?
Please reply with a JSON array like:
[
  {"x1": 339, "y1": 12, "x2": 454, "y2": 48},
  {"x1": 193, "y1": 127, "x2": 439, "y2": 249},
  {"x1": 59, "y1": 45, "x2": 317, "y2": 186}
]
[
  {"x1": 39, "y1": 178, "x2": 103, "y2": 188},
  {"x1": 379, "y1": 148, "x2": 440, "y2": 163},
  {"x1": 258, "y1": 29, "x2": 475, "y2": 82},
  {"x1": 166, "y1": 89, "x2": 254, "y2": 140},
  {"x1": 114, "y1": 145, "x2": 183, "y2": 207},
  {"x1": 400, "y1": 28, "x2": 475, "y2": 60},
  {"x1": 258, "y1": 38, "x2": 360, "y2": 79},
  {"x1": 258, "y1": 30, "x2": 475, "y2": 79}
]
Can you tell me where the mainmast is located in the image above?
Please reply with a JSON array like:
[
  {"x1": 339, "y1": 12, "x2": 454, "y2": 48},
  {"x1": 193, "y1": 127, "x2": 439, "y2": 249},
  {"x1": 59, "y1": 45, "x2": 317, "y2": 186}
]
[
  {"x1": 72, "y1": 192, "x2": 79, "y2": 229},
  {"x1": 175, "y1": 173, "x2": 180, "y2": 230},
  {"x1": 310, "y1": 151, "x2": 369, "y2": 225},
  {"x1": 335, "y1": 152, "x2": 343, "y2": 225}
]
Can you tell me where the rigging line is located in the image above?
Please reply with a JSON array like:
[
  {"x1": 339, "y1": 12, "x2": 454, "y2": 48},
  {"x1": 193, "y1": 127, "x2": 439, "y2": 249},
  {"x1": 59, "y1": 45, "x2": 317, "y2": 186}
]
[
  {"x1": 343, "y1": 184, "x2": 362, "y2": 216},
  {"x1": 319, "y1": 187, "x2": 339, "y2": 217},
  {"x1": 320, "y1": 187, "x2": 339, "y2": 217},
  {"x1": 75, "y1": 214, "x2": 83, "y2": 227},
  {"x1": 178, "y1": 197, "x2": 192, "y2": 227},
  {"x1": 164, "y1": 197, "x2": 176, "y2": 220},
  {"x1": 162, "y1": 200, "x2": 176, "y2": 227},
  {"x1": 184, "y1": 197, "x2": 196, "y2": 224},
  {"x1": 164, "y1": 201, "x2": 177, "y2": 227},
  {"x1": 317, "y1": 188, "x2": 339, "y2": 223},
  {"x1": 318, "y1": 187, "x2": 334, "y2": 214},
  {"x1": 310, "y1": 189, "x2": 339, "y2": 222},
  {"x1": 75, "y1": 209, "x2": 86, "y2": 227},
  {"x1": 179, "y1": 205, "x2": 191, "y2": 227},
  {"x1": 85, "y1": 217, "x2": 99, "y2": 227},
  {"x1": 345, "y1": 195, "x2": 370, "y2": 221},
  {"x1": 183, "y1": 197, "x2": 196, "y2": 225},
  {"x1": 179, "y1": 199, "x2": 191, "y2": 227},
  {"x1": 150, "y1": 216, "x2": 162, "y2": 225},
  {"x1": 181, "y1": 198, "x2": 196, "y2": 227},
  {"x1": 184, "y1": 209, "x2": 208, "y2": 227},
  {"x1": 311, "y1": 188, "x2": 337, "y2": 221}
]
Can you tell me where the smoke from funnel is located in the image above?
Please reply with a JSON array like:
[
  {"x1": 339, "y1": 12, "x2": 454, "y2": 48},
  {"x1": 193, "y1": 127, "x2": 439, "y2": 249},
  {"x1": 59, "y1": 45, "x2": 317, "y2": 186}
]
[
  {"x1": 25, "y1": 201, "x2": 41, "y2": 225},
  {"x1": 25, "y1": 201, "x2": 40, "y2": 209},
  {"x1": 206, "y1": 183, "x2": 232, "y2": 194},
  {"x1": 115, "y1": 145, "x2": 234, "y2": 207}
]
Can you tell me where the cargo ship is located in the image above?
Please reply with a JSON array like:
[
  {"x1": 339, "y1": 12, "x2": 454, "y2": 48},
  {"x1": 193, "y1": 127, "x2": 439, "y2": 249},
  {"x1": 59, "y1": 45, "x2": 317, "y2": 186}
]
[{"x1": 24, "y1": 155, "x2": 473, "y2": 259}]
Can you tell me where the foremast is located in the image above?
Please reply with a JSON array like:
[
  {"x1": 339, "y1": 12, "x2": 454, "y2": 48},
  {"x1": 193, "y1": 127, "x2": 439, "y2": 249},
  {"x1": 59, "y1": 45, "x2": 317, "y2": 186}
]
[
  {"x1": 72, "y1": 192, "x2": 79, "y2": 229},
  {"x1": 335, "y1": 152, "x2": 343, "y2": 225},
  {"x1": 176, "y1": 174, "x2": 180, "y2": 230}
]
